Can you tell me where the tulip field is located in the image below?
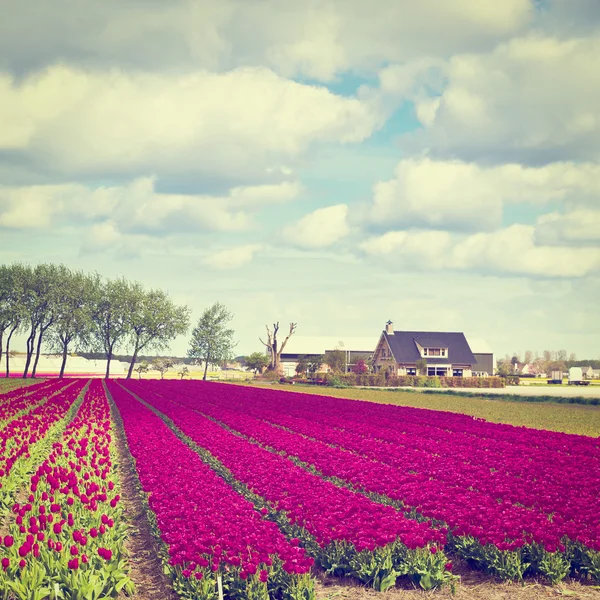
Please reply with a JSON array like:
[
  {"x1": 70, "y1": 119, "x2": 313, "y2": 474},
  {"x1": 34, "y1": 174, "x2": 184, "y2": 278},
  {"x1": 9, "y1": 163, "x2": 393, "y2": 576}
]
[{"x1": 0, "y1": 379, "x2": 599, "y2": 599}]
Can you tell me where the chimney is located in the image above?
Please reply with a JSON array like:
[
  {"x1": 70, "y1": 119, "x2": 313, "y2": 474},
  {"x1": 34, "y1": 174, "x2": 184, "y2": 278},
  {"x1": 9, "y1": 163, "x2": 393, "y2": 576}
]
[{"x1": 385, "y1": 320, "x2": 394, "y2": 334}]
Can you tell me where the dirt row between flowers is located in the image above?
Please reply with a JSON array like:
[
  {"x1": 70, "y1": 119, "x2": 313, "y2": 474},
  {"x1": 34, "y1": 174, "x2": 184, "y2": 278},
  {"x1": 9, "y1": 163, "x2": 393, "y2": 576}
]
[
  {"x1": 315, "y1": 562, "x2": 600, "y2": 599},
  {"x1": 240, "y1": 383, "x2": 600, "y2": 437}
]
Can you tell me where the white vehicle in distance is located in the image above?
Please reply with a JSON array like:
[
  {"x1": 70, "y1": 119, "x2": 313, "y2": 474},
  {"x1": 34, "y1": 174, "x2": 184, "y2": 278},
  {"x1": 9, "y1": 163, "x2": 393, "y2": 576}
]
[{"x1": 568, "y1": 367, "x2": 590, "y2": 386}]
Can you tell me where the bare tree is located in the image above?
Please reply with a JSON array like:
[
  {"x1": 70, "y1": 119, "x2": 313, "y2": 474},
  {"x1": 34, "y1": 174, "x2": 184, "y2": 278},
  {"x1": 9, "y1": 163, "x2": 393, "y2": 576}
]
[{"x1": 260, "y1": 321, "x2": 297, "y2": 373}]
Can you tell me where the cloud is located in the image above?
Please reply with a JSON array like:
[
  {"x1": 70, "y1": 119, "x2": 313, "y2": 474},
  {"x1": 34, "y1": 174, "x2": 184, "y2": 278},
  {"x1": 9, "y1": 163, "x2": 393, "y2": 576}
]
[
  {"x1": 0, "y1": 178, "x2": 302, "y2": 238},
  {"x1": 204, "y1": 244, "x2": 263, "y2": 270},
  {"x1": 0, "y1": 1, "x2": 532, "y2": 80},
  {"x1": 535, "y1": 209, "x2": 600, "y2": 246},
  {"x1": 0, "y1": 66, "x2": 382, "y2": 182},
  {"x1": 392, "y1": 35, "x2": 600, "y2": 164},
  {"x1": 361, "y1": 224, "x2": 600, "y2": 278},
  {"x1": 366, "y1": 158, "x2": 600, "y2": 232},
  {"x1": 282, "y1": 204, "x2": 350, "y2": 248}
]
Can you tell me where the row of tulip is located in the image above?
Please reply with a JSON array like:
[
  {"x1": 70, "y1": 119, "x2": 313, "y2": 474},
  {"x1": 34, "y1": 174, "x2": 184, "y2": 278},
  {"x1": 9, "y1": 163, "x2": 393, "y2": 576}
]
[
  {"x1": 0, "y1": 379, "x2": 133, "y2": 599},
  {"x1": 0, "y1": 379, "x2": 54, "y2": 403},
  {"x1": 132, "y1": 380, "x2": 600, "y2": 584},
  {"x1": 0, "y1": 380, "x2": 70, "y2": 423},
  {"x1": 107, "y1": 380, "x2": 316, "y2": 600},
  {"x1": 0, "y1": 380, "x2": 87, "y2": 511},
  {"x1": 121, "y1": 381, "x2": 456, "y2": 592}
]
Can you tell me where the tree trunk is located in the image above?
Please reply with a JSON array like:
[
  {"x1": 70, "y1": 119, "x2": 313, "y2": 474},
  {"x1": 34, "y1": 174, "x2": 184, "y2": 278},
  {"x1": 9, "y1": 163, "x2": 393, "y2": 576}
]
[
  {"x1": 127, "y1": 345, "x2": 140, "y2": 379},
  {"x1": 22, "y1": 326, "x2": 37, "y2": 378},
  {"x1": 5, "y1": 325, "x2": 18, "y2": 378},
  {"x1": 59, "y1": 341, "x2": 69, "y2": 378},
  {"x1": 31, "y1": 324, "x2": 50, "y2": 378},
  {"x1": 203, "y1": 357, "x2": 210, "y2": 381},
  {"x1": 105, "y1": 349, "x2": 112, "y2": 379}
]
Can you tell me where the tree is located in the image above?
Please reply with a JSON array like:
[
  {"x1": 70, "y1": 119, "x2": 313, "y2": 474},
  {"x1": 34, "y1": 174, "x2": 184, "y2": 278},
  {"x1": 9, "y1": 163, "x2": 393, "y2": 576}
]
[
  {"x1": 496, "y1": 356, "x2": 514, "y2": 377},
  {"x1": 187, "y1": 302, "x2": 237, "y2": 381},
  {"x1": 125, "y1": 287, "x2": 190, "y2": 379},
  {"x1": 352, "y1": 359, "x2": 368, "y2": 375},
  {"x1": 46, "y1": 270, "x2": 99, "y2": 378},
  {"x1": 325, "y1": 349, "x2": 346, "y2": 374},
  {"x1": 528, "y1": 357, "x2": 546, "y2": 376},
  {"x1": 178, "y1": 366, "x2": 190, "y2": 380},
  {"x1": 151, "y1": 357, "x2": 174, "y2": 379},
  {"x1": 295, "y1": 356, "x2": 308, "y2": 377},
  {"x1": 416, "y1": 358, "x2": 428, "y2": 375},
  {"x1": 90, "y1": 277, "x2": 135, "y2": 379},
  {"x1": 510, "y1": 355, "x2": 520, "y2": 372},
  {"x1": 306, "y1": 355, "x2": 324, "y2": 378},
  {"x1": 0, "y1": 264, "x2": 29, "y2": 378},
  {"x1": 135, "y1": 361, "x2": 150, "y2": 380},
  {"x1": 244, "y1": 351, "x2": 270, "y2": 375},
  {"x1": 259, "y1": 322, "x2": 297, "y2": 373},
  {"x1": 19, "y1": 263, "x2": 66, "y2": 378}
]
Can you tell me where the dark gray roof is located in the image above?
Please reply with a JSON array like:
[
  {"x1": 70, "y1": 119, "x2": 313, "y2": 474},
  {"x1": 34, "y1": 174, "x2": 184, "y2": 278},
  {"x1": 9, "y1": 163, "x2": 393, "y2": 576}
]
[
  {"x1": 384, "y1": 331, "x2": 477, "y2": 365},
  {"x1": 414, "y1": 337, "x2": 447, "y2": 348}
]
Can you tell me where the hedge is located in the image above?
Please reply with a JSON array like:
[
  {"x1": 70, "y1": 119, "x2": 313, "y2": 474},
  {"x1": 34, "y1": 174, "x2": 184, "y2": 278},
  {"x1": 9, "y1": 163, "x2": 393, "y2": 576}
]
[{"x1": 290, "y1": 374, "x2": 508, "y2": 389}]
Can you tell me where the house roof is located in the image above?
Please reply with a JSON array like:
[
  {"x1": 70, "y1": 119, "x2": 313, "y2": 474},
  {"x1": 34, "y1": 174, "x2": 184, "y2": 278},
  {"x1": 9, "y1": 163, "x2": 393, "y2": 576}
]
[
  {"x1": 414, "y1": 337, "x2": 447, "y2": 348},
  {"x1": 384, "y1": 331, "x2": 477, "y2": 365}
]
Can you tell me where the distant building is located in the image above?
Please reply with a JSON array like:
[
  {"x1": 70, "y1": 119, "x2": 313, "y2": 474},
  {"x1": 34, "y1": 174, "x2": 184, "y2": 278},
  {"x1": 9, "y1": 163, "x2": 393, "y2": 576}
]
[
  {"x1": 581, "y1": 366, "x2": 595, "y2": 380},
  {"x1": 472, "y1": 353, "x2": 494, "y2": 376},
  {"x1": 277, "y1": 336, "x2": 376, "y2": 377},
  {"x1": 372, "y1": 321, "x2": 483, "y2": 377}
]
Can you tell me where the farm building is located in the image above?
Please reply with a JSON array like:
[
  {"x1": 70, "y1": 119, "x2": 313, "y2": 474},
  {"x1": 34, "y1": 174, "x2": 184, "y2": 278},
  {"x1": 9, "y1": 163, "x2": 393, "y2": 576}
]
[
  {"x1": 277, "y1": 336, "x2": 376, "y2": 377},
  {"x1": 372, "y1": 321, "x2": 490, "y2": 377}
]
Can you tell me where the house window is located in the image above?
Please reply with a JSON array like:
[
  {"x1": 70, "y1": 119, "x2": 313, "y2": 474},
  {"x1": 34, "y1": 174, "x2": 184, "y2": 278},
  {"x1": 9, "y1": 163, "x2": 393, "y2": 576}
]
[
  {"x1": 453, "y1": 369, "x2": 463, "y2": 377},
  {"x1": 427, "y1": 367, "x2": 436, "y2": 376},
  {"x1": 436, "y1": 368, "x2": 447, "y2": 376},
  {"x1": 441, "y1": 349, "x2": 446, "y2": 357},
  {"x1": 407, "y1": 368, "x2": 416, "y2": 376},
  {"x1": 423, "y1": 348, "x2": 427, "y2": 356}
]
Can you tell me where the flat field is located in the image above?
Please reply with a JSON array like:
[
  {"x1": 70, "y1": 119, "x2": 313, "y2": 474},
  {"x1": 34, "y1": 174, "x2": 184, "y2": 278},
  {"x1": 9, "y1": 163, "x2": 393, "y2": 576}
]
[
  {"x1": 0, "y1": 379, "x2": 599, "y2": 600},
  {"x1": 246, "y1": 382, "x2": 600, "y2": 437}
]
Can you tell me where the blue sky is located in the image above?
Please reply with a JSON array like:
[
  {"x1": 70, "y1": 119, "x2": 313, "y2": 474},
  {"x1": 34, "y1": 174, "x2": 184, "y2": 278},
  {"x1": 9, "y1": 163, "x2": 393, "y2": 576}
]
[{"x1": 1, "y1": 0, "x2": 599, "y2": 359}]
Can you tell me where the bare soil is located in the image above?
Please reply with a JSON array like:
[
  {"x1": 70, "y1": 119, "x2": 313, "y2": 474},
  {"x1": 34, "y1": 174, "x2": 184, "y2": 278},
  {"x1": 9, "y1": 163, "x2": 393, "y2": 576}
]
[
  {"x1": 110, "y1": 400, "x2": 178, "y2": 600},
  {"x1": 316, "y1": 560, "x2": 600, "y2": 599}
]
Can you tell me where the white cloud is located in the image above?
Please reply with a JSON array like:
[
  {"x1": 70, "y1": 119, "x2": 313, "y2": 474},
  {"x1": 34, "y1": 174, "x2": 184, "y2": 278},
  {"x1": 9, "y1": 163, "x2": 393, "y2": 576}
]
[
  {"x1": 367, "y1": 158, "x2": 600, "y2": 231},
  {"x1": 204, "y1": 244, "x2": 263, "y2": 270},
  {"x1": 536, "y1": 209, "x2": 600, "y2": 246},
  {"x1": 0, "y1": 66, "x2": 382, "y2": 180},
  {"x1": 282, "y1": 204, "x2": 350, "y2": 249},
  {"x1": 0, "y1": 1, "x2": 532, "y2": 80},
  {"x1": 361, "y1": 229, "x2": 452, "y2": 263},
  {"x1": 0, "y1": 178, "x2": 302, "y2": 238},
  {"x1": 394, "y1": 35, "x2": 600, "y2": 163},
  {"x1": 361, "y1": 224, "x2": 600, "y2": 278}
]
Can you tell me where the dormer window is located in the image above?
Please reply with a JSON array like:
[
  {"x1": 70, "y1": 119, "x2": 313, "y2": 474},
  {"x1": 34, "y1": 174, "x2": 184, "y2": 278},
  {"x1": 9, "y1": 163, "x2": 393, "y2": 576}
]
[{"x1": 422, "y1": 348, "x2": 447, "y2": 357}]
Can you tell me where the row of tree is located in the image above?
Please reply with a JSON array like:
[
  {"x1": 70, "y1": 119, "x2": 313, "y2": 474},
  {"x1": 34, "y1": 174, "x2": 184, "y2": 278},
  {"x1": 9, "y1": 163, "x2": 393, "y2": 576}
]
[
  {"x1": 0, "y1": 263, "x2": 190, "y2": 379},
  {"x1": 495, "y1": 349, "x2": 594, "y2": 376}
]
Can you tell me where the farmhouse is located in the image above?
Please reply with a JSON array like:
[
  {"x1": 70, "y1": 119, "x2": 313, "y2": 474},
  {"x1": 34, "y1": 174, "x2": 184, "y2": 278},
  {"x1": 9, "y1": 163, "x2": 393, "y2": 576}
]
[
  {"x1": 581, "y1": 366, "x2": 597, "y2": 380},
  {"x1": 373, "y1": 321, "x2": 480, "y2": 377}
]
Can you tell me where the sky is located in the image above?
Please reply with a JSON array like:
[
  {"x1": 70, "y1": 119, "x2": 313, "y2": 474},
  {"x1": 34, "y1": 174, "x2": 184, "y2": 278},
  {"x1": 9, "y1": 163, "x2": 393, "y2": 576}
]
[{"x1": 1, "y1": 0, "x2": 599, "y2": 360}]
